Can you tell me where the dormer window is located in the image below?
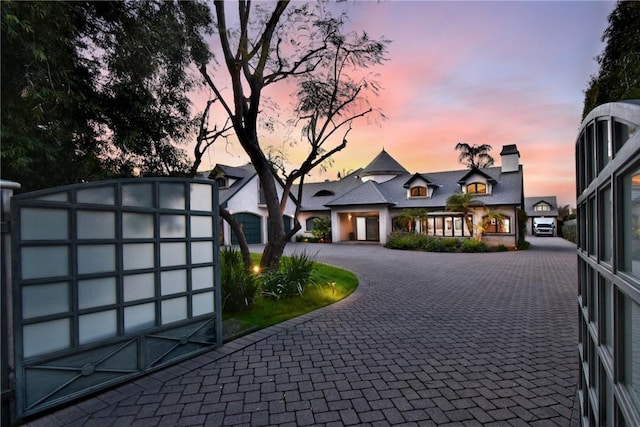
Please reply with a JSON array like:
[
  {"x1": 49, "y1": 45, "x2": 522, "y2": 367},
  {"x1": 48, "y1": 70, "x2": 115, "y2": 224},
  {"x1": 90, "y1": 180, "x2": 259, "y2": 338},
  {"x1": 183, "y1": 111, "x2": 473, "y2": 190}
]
[
  {"x1": 215, "y1": 177, "x2": 227, "y2": 189},
  {"x1": 313, "y1": 190, "x2": 335, "y2": 197},
  {"x1": 534, "y1": 204, "x2": 550, "y2": 212},
  {"x1": 410, "y1": 186, "x2": 427, "y2": 197},
  {"x1": 467, "y1": 183, "x2": 487, "y2": 194}
]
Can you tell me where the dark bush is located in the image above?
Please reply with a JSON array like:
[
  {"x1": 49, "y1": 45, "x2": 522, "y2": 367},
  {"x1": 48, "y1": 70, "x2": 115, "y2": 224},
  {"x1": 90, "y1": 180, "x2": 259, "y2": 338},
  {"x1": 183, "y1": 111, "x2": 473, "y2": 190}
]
[
  {"x1": 562, "y1": 223, "x2": 577, "y2": 243},
  {"x1": 461, "y1": 239, "x2": 490, "y2": 252},
  {"x1": 261, "y1": 251, "x2": 318, "y2": 299},
  {"x1": 221, "y1": 247, "x2": 259, "y2": 312}
]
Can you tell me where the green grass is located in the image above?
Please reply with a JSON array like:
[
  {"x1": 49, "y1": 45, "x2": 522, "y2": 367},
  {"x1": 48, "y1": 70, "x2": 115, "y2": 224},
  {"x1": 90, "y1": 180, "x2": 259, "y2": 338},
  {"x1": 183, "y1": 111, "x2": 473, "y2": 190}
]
[{"x1": 222, "y1": 253, "x2": 358, "y2": 337}]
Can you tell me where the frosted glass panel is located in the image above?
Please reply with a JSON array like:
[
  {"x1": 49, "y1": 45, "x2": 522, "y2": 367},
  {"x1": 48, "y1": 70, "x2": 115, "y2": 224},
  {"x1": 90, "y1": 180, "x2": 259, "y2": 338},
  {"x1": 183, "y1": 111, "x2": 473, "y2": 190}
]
[
  {"x1": 77, "y1": 186, "x2": 114, "y2": 205},
  {"x1": 123, "y1": 273, "x2": 155, "y2": 302},
  {"x1": 123, "y1": 243, "x2": 155, "y2": 270},
  {"x1": 192, "y1": 266, "x2": 214, "y2": 290},
  {"x1": 161, "y1": 297, "x2": 187, "y2": 325},
  {"x1": 35, "y1": 192, "x2": 68, "y2": 202},
  {"x1": 124, "y1": 303, "x2": 155, "y2": 333},
  {"x1": 23, "y1": 318, "x2": 70, "y2": 358},
  {"x1": 191, "y1": 216, "x2": 213, "y2": 238},
  {"x1": 22, "y1": 246, "x2": 68, "y2": 279},
  {"x1": 191, "y1": 242, "x2": 213, "y2": 264},
  {"x1": 159, "y1": 183, "x2": 184, "y2": 210},
  {"x1": 123, "y1": 213, "x2": 154, "y2": 239},
  {"x1": 160, "y1": 215, "x2": 185, "y2": 238},
  {"x1": 192, "y1": 292, "x2": 214, "y2": 316},
  {"x1": 77, "y1": 211, "x2": 115, "y2": 239},
  {"x1": 22, "y1": 282, "x2": 69, "y2": 319},
  {"x1": 190, "y1": 183, "x2": 212, "y2": 211},
  {"x1": 79, "y1": 310, "x2": 117, "y2": 344},
  {"x1": 78, "y1": 277, "x2": 116, "y2": 309},
  {"x1": 161, "y1": 270, "x2": 187, "y2": 295},
  {"x1": 122, "y1": 183, "x2": 153, "y2": 208},
  {"x1": 21, "y1": 208, "x2": 68, "y2": 240},
  {"x1": 77, "y1": 245, "x2": 115, "y2": 274},
  {"x1": 160, "y1": 243, "x2": 185, "y2": 267}
]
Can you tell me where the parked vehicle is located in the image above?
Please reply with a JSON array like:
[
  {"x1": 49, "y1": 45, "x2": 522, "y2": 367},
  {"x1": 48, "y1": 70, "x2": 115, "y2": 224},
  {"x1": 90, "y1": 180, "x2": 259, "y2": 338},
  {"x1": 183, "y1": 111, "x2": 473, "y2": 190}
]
[{"x1": 534, "y1": 223, "x2": 555, "y2": 236}]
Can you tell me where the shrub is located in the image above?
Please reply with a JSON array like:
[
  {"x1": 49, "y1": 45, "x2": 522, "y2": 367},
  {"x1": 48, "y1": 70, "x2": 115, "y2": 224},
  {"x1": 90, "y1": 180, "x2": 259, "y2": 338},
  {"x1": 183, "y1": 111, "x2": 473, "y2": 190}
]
[
  {"x1": 495, "y1": 244, "x2": 508, "y2": 252},
  {"x1": 461, "y1": 239, "x2": 489, "y2": 253},
  {"x1": 386, "y1": 231, "x2": 429, "y2": 250},
  {"x1": 220, "y1": 247, "x2": 259, "y2": 312},
  {"x1": 516, "y1": 208, "x2": 530, "y2": 250},
  {"x1": 562, "y1": 223, "x2": 577, "y2": 243},
  {"x1": 441, "y1": 238, "x2": 461, "y2": 252},
  {"x1": 261, "y1": 251, "x2": 319, "y2": 299},
  {"x1": 310, "y1": 217, "x2": 332, "y2": 241}
]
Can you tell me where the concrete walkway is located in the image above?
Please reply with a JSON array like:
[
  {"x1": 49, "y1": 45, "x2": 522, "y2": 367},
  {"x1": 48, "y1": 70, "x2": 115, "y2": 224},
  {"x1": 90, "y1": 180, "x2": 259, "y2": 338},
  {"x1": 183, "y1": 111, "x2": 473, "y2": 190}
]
[{"x1": 26, "y1": 237, "x2": 578, "y2": 426}]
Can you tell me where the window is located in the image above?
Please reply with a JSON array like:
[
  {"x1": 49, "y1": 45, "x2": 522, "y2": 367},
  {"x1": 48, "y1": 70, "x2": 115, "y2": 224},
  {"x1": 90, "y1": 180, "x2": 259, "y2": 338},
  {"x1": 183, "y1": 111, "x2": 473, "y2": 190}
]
[
  {"x1": 410, "y1": 186, "x2": 427, "y2": 197},
  {"x1": 305, "y1": 217, "x2": 319, "y2": 231},
  {"x1": 467, "y1": 183, "x2": 486, "y2": 194},
  {"x1": 258, "y1": 180, "x2": 266, "y2": 205},
  {"x1": 483, "y1": 215, "x2": 510, "y2": 233},
  {"x1": 621, "y1": 165, "x2": 640, "y2": 279},
  {"x1": 215, "y1": 177, "x2": 227, "y2": 189},
  {"x1": 534, "y1": 204, "x2": 550, "y2": 212},
  {"x1": 313, "y1": 190, "x2": 334, "y2": 197}
]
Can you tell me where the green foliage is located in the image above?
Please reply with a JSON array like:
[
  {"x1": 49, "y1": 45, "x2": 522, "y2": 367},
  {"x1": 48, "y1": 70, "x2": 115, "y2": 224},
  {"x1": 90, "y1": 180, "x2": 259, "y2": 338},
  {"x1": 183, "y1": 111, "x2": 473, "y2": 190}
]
[
  {"x1": 386, "y1": 232, "x2": 494, "y2": 253},
  {"x1": 562, "y1": 223, "x2": 577, "y2": 244},
  {"x1": 583, "y1": 1, "x2": 640, "y2": 118},
  {"x1": 224, "y1": 260, "x2": 358, "y2": 333},
  {"x1": 310, "y1": 217, "x2": 332, "y2": 241},
  {"x1": 1, "y1": 0, "x2": 213, "y2": 191},
  {"x1": 261, "y1": 251, "x2": 319, "y2": 300},
  {"x1": 220, "y1": 247, "x2": 259, "y2": 312},
  {"x1": 460, "y1": 239, "x2": 490, "y2": 253}
]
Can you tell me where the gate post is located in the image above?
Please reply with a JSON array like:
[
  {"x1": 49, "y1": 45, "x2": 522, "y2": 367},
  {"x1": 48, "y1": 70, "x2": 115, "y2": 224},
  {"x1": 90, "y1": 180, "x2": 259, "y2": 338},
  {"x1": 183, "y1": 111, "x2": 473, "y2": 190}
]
[{"x1": 1, "y1": 180, "x2": 20, "y2": 427}]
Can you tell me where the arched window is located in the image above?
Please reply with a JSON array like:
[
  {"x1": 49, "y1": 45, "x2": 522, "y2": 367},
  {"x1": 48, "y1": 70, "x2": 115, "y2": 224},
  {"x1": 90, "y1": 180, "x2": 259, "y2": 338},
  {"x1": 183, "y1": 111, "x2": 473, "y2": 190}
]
[
  {"x1": 534, "y1": 204, "x2": 550, "y2": 212},
  {"x1": 410, "y1": 186, "x2": 427, "y2": 197},
  {"x1": 467, "y1": 183, "x2": 487, "y2": 194},
  {"x1": 313, "y1": 190, "x2": 335, "y2": 197}
]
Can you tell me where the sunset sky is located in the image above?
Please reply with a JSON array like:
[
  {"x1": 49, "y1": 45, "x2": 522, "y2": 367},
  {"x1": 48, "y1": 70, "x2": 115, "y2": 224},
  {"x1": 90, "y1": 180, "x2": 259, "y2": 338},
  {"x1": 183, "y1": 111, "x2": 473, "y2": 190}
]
[{"x1": 197, "y1": 1, "x2": 616, "y2": 208}]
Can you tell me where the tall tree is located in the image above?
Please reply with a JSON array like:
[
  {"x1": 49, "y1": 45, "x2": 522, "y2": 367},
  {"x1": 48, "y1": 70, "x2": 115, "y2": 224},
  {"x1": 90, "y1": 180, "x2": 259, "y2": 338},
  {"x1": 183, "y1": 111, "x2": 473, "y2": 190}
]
[
  {"x1": 582, "y1": 1, "x2": 640, "y2": 118},
  {"x1": 1, "y1": 0, "x2": 212, "y2": 191},
  {"x1": 455, "y1": 142, "x2": 494, "y2": 169},
  {"x1": 196, "y1": 2, "x2": 389, "y2": 270}
]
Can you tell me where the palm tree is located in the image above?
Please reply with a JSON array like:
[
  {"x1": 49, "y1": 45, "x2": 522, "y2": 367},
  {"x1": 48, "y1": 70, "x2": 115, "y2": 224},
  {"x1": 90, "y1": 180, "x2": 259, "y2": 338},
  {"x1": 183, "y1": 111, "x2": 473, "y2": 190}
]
[
  {"x1": 455, "y1": 142, "x2": 494, "y2": 168},
  {"x1": 446, "y1": 192, "x2": 484, "y2": 238},
  {"x1": 396, "y1": 208, "x2": 429, "y2": 233}
]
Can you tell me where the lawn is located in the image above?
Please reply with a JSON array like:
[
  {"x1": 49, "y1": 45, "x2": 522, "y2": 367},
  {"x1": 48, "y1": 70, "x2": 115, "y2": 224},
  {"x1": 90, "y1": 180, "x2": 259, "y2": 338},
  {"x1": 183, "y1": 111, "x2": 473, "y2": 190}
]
[{"x1": 221, "y1": 253, "x2": 358, "y2": 341}]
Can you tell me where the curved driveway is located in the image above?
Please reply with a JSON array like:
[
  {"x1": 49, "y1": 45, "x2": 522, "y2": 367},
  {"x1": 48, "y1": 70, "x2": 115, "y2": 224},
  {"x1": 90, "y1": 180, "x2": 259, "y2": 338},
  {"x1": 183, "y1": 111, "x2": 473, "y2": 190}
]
[{"x1": 29, "y1": 237, "x2": 579, "y2": 426}]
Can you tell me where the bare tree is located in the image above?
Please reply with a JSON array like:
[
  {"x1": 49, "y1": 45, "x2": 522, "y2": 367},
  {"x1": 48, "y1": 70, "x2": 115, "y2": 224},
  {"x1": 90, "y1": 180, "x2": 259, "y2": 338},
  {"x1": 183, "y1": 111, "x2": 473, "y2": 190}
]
[{"x1": 195, "y1": 1, "x2": 389, "y2": 270}]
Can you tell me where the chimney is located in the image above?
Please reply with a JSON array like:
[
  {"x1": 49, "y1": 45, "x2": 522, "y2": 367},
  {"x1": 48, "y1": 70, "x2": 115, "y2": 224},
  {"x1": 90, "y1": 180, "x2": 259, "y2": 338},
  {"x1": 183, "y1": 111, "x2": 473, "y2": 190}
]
[{"x1": 500, "y1": 144, "x2": 520, "y2": 173}]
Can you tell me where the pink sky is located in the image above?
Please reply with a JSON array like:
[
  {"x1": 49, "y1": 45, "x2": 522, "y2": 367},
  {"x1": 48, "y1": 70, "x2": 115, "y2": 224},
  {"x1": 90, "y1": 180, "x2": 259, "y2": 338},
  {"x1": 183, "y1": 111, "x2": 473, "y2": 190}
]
[{"x1": 195, "y1": 1, "x2": 615, "y2": 208}]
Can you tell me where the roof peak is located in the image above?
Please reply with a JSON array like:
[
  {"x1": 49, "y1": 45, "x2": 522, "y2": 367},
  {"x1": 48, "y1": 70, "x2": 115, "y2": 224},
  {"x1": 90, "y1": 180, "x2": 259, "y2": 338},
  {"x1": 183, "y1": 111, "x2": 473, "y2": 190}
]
[{"x1": 360, "y1": 149, "x2": 408, "y2": 177}]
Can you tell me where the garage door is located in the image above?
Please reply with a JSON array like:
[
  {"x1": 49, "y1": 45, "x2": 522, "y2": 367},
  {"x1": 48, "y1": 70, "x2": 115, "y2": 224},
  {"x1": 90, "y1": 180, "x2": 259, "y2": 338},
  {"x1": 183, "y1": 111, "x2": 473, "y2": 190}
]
[{"x1": 231, "y1": 213, "x2": 262, "y2": 244}]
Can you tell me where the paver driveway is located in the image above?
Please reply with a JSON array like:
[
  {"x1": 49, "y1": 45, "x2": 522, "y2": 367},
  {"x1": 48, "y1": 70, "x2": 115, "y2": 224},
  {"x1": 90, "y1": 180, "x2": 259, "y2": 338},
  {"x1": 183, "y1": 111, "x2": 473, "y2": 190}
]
[{"x1": 27, "y1": 237, "x2": 579, "y2": 426}]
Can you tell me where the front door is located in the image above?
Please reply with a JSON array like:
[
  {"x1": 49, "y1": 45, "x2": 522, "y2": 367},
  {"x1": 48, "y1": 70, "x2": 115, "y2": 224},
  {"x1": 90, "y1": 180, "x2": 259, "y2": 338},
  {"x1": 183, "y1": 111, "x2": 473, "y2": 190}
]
[{"x1": 355, "y1": 216, "x2": 379, "y2": 241}]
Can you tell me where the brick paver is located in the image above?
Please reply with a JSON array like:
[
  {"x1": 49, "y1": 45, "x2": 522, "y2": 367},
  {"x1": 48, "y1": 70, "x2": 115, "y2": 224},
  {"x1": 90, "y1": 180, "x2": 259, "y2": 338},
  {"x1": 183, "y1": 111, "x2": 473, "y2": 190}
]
[{"x1": 25, "y1": 237, "x2": 579, "y2": 426}]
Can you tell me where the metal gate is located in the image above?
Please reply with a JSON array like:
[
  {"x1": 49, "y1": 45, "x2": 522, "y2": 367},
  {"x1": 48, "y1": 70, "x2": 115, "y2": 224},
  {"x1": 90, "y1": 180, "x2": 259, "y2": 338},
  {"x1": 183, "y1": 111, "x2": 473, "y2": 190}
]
[{"x1": 10, "y1": 178, "x2": 221, "y2": 418}]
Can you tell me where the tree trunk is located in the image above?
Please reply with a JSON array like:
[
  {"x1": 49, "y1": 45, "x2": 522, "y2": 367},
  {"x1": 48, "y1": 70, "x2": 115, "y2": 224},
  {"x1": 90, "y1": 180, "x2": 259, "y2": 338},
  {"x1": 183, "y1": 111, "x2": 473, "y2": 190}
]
[{"x1": 219, "y1": 207, "x2": 252, "y2": 270}]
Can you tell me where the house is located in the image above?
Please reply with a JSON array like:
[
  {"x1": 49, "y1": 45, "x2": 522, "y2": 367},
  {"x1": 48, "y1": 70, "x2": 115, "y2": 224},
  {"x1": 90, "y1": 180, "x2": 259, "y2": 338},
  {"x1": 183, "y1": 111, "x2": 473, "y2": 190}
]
[
  {"x1": 524, "y1": 196, "x2": 559, "y2": 235},
  {"x1": 207, "y1": 144, "x2": 525, "y2": 247},
  {"x1": 294, "y1": 144, "x2": 524, "y2": 247},
  {"x1": 201, "y1": 164, "x2": 298, "y2": 244}
]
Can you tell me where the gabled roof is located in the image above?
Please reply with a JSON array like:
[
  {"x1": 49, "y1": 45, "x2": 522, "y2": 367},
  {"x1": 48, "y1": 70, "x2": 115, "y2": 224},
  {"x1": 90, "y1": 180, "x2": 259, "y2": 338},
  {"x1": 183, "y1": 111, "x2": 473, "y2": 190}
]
[
  {"x1": 456, "y1": 167, "x2": 498, "y2": 185},
  {"x1": 524, "y1": 196, "x2": 559, "y2": 216},
  {"x1": 402, "y1": 173, "x2": 439, "y2": 189},
  {"x1": 325, "y1": 180, "x2": 395, "y2": 207},
  {"x1": 210, "y1": 164, "x2": 255, "y2": 180},
  {"x1": 359, "y1": 149, "x2": 408, "y2": 177}
]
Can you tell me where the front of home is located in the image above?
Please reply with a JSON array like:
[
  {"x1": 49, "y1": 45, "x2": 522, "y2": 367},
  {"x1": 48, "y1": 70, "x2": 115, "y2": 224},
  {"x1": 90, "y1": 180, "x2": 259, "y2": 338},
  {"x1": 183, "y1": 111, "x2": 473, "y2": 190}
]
[
  {"x1": 524, "y1": 196, "x2": 559, "y2": 236},
  {"x1": 205, "y1": 144, "x2": 525, "y2": 247},
  {"x1": 294, "y1": 144, "x2": 524, "y2": 247}
]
